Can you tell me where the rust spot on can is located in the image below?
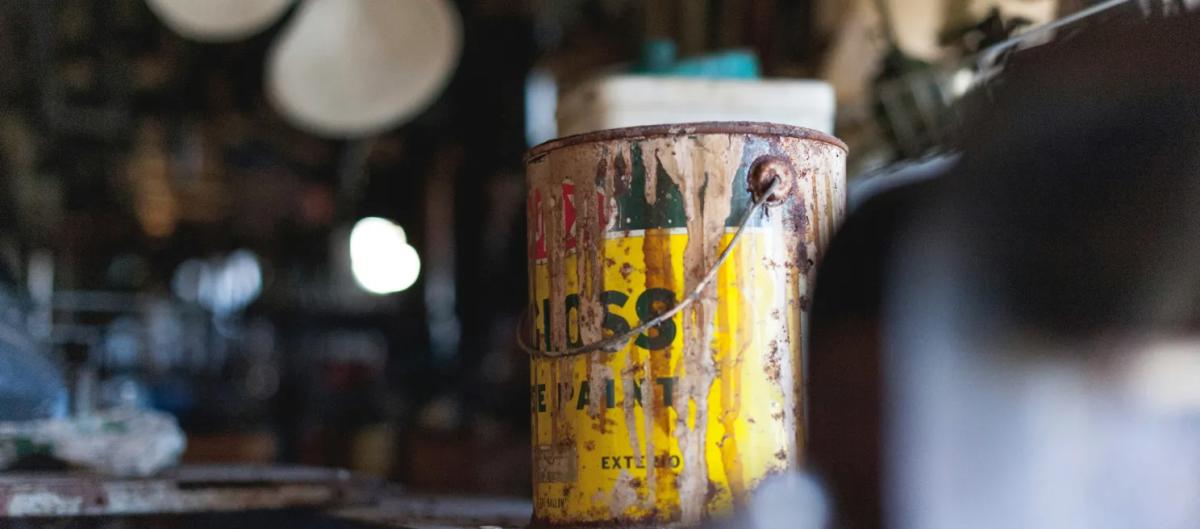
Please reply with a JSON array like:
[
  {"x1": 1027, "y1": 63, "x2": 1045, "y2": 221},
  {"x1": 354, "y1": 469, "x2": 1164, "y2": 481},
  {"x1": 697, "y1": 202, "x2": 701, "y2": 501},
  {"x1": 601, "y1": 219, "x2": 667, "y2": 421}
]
[{"x1": 619, "y1": 263, "x2": 634, "y2": 280}]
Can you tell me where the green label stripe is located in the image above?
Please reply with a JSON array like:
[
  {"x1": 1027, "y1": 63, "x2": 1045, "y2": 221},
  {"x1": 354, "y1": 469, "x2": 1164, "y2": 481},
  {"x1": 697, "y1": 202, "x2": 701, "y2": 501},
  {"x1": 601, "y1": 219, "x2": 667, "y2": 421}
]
[{"x1": 608, "y1": 137, "x2": 776, "y2": 232}]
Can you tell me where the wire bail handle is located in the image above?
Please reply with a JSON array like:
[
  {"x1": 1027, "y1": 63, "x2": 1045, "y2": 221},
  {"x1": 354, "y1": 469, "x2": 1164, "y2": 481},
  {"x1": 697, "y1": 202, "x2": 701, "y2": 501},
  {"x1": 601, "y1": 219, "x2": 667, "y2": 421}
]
[{"x1": 518, "y1": 154, "x2": 793, "y2": 358}]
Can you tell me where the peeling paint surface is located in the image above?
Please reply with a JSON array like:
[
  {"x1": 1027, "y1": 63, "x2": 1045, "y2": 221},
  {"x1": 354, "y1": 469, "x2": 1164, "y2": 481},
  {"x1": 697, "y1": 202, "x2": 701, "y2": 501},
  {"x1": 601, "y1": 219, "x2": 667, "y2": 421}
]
[{"x1": 527, "y1": 123, "x2": 846, "y2": 528}]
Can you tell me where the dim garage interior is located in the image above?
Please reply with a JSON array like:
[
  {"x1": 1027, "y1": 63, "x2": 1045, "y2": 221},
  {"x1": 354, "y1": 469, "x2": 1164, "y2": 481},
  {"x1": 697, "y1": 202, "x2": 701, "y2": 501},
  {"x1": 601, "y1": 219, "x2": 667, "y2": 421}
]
[{"x1": 0, "y1": 0, "x2": 1198, "y2": 528}]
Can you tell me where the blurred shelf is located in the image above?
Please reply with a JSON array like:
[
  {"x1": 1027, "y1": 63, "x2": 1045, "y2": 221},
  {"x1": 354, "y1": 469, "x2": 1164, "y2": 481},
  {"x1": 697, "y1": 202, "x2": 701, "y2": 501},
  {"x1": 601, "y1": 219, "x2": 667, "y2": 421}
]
[
  {"x1": 0, "y1": 464, "x2": 375, "y2": 518},
  {"x1": 0, "y1": 464, "x2": 532, "y2": 529}
]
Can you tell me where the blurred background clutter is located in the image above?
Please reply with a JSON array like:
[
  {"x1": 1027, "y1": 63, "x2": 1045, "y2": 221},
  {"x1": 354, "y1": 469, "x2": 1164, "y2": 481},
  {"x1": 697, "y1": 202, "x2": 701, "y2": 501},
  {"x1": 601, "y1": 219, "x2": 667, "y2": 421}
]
[{"x1": 0, "y1": 0, "x2": 1197, "y2": 527}]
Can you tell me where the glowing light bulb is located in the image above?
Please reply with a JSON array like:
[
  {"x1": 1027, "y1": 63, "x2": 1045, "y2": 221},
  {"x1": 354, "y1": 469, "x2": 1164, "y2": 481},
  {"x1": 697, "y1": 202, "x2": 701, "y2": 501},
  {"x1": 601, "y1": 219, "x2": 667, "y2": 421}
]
[{"x1": 349, "y1": 217, "x2": 420, "y2": 295}]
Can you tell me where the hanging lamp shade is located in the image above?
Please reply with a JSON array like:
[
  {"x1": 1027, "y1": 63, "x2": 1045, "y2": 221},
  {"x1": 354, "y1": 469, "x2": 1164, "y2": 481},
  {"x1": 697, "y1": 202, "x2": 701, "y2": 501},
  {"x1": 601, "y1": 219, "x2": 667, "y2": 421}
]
[
  {"x1": 265, "y1": 0, "x2": 462, "y2": 138},
  {"x1": 144, "y1": 0, "x2": 293, "y2": 42}
]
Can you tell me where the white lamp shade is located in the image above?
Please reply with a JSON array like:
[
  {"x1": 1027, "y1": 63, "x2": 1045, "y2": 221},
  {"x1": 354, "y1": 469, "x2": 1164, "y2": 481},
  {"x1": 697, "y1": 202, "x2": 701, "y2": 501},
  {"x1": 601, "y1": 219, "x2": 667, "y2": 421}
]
[
  {"x1": 145, "y1": 0, "x2": 293, "y2": 42},
  {"x1": 266, "y1": 0, "x2": 462, "y2": 137}
]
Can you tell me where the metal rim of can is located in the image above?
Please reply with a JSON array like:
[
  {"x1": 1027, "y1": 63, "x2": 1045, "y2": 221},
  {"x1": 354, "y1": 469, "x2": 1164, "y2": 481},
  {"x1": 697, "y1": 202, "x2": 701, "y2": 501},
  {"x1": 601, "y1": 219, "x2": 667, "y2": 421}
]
[{"x1": 525, "y1": 121, "x2": 848, "y2": 162}]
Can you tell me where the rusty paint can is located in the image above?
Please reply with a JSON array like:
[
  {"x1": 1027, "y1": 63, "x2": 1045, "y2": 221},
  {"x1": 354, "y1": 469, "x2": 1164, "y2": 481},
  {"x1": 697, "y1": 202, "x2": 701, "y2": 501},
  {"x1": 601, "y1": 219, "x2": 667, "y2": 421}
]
[{"x1": 525, "y1": 122, "x2": 846, "y2": 528}]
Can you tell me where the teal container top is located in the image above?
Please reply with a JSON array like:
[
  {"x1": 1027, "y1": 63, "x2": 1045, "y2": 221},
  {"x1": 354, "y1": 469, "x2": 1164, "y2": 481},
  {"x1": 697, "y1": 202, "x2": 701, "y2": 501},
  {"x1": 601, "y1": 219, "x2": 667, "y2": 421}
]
[{"x1": 634, "y1": 39, "x2": 760, "y2": 79}]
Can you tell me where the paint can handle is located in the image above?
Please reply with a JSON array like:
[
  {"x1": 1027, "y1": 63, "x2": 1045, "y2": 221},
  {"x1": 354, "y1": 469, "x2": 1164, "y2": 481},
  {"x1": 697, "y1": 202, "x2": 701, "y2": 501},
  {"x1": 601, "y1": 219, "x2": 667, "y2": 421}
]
[{"x1": 517, "y1": 165, "x2": 786, "y2": 358}]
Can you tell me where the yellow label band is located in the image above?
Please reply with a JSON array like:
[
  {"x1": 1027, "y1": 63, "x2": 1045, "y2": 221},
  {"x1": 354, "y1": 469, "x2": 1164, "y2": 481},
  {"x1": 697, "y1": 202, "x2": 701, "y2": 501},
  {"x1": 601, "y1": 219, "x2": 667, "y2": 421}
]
[{"x1": 530, "y1": 231, "x2": 800, "y2": 524}]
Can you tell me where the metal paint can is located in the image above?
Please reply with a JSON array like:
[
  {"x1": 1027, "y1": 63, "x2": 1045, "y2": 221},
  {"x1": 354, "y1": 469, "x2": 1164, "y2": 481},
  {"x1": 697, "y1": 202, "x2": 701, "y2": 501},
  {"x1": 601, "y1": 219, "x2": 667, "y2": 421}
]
[{"x1": 525, "y1": 122, "x2": 846, "y2": 528}]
